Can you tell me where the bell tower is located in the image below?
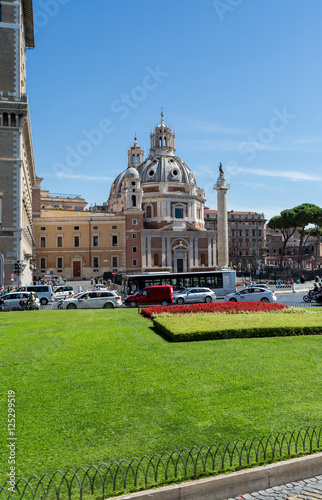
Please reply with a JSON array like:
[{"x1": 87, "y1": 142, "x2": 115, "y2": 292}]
[
  {"x1": 150, "y1": 109, "x2": 176, "y2": 156},
  {"x1": 128, "y1": 136, "x2": 144, "y2": 168}
]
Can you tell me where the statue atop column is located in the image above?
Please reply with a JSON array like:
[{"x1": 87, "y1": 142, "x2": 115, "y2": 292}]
[{"x1": 219, "y1": 162, "x2": 224, "y2": 175}]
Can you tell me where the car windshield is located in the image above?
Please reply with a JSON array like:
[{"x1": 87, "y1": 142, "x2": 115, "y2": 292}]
[{"x1": 177, "y1": 288, "x2": 191, "y2": 294}]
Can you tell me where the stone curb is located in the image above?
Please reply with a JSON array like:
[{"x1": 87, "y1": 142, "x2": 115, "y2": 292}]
[{"x1": 107, "y1": 452, "x2": 322, "y2": 500}]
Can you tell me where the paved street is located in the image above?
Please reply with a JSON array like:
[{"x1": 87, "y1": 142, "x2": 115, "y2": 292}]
[{"x1": 227, "y1": 475, "x2": 322, "y2": 499}]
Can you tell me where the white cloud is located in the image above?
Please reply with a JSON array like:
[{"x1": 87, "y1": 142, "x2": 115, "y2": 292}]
[
  {"x1": 51, "y1": 173, "x2": 114, "y2": 181},
  {"x1": 232, "y1": 167, "x2": 322, "y2": 182}
]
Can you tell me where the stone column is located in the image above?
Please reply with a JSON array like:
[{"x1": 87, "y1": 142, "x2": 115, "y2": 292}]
[
  {"x1": 189, "y1": 237, "x2": 194, "y2": 269},
  {"x1": 208, "y1": 237, "x2": 212, "y2": 267},
  {"x1": 142, "y1": 236, "x2": 146, "y2": 268},
  {"x1": 147, "y1": 236, "x2": 152, "y2": 267},
  {"x1": 214, "y1": 165, "x2": 230, "y2": 269},
  {"x1": 166, "y1": 238, "x2": 172, "y2": 267},
  {"x1": 194, "y1": 238, "x2": 198, "y2": 267},
  {"x1": 213, "y1": 237, "x2": 217, "y2": 267},
  {"x1": 161, "y1": 238, "x2": 166, "y2": 267}
]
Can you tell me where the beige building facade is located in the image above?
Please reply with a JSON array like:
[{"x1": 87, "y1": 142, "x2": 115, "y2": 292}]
[
  {"x1": 33, "y1": 205, "x2": 126, "y2": 279},
  {"x1": 0, "y1": 0, "x2": 36, "y2": 285}
]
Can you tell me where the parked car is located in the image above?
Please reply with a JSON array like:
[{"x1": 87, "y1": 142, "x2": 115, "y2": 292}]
[
  {"x1": 173, "y1": 287, "x2": 216, "y2": 305},
  {"x1": 125, "y1": 285, "x2": 174, "y2": 307},
  {"x1": 53, "y1": 285, "x2": 74, "y2": 300},
  {"x1": 16, "y1": 285, "x2": 54, "y2": 305},
  {"x1": 0, "y1": 292, "x2": 40, "y2": 311},
  {"x1": 94, "y1": 284, "x2": 107, "y2": 290},
  {"x1": 57, "y1": 290, "x2": 122, "y2": 309},
  {"x1": 224, "y1": 287, "x2": 277, "y2": 303},
  {"x1": 249, "y1": 283, "x2": 271, "y2": 290}
]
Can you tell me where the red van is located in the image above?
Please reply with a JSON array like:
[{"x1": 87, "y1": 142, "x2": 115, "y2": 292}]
[{"x1": 125, "y1": 285, "x2": 174, "y2": 307}]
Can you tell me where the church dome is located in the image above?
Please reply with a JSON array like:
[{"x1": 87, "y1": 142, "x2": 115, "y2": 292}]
[
  {"x1": 137, "y1": 155, "x2": 196, "y2": 185},
  {"x1": 124, "y1": 166, "x2": 139, "y2": 179}
]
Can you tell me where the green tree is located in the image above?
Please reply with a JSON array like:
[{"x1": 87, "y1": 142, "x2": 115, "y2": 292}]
[
  {"x1": 292, "y1": 204, "x2": 322, "y2": 265},
  {"x1": 267, "y1": 211, "x2": 298, "y2": 267}
]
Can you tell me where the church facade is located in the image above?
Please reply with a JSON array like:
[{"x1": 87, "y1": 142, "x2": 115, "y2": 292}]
[{"x1": 107, "y1": 113, "x2": 218, "y2": 274}]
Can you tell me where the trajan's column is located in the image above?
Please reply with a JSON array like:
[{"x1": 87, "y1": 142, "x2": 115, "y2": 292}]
[{"x1": 214, "y1": 163, "x2": 230, "y2": 269}]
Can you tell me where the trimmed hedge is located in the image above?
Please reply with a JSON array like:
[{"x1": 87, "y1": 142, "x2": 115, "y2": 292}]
[{"x1": 153, "y1": 318, "x2": 322, "y2": 342}]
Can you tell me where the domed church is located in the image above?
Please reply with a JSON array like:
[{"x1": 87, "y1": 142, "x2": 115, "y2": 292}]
[{"x1": 107, "y1": 112, "x2": 219, "y2": 274}]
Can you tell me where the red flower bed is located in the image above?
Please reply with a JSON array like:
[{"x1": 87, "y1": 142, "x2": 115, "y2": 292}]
[{"x1": 141, "y1": 301, "x2": 288, "y2": 318}]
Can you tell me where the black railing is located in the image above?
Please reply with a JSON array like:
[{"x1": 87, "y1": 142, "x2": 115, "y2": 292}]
[{"x1": 0, "y1": 426, "x2": 321, "y2": 499}]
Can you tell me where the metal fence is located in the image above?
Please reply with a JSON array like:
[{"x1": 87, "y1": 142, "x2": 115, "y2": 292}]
[{"x1": 1, "y1": 426, "x2": 321, "y2": 500}]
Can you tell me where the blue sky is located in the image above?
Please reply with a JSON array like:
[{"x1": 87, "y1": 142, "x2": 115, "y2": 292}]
[{"x1": 27, "y1": 0, "x2": 322, "y2": 220}]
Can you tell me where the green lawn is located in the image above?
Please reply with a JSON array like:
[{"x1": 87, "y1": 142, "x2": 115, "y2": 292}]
[{"x1": 1, "y1": 308, "x2": 322, "y2": 485}]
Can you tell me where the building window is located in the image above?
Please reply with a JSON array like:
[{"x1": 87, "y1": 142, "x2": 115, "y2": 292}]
[
  {"x1": 132, "y1": 246, "x2": 137, "y2": 253},
  {"x1": 175, "y1": 207, "x2": 184, "y2": 219},
  {"x1": 132, "y1": 259, "x2": 138, "y2": 266},
  {"x1": 0, "y1": 195, "x2": 2, "y2": 225},
  {"x1": 40, "y1": 257, "x2": 46, "y2": 269},
  {"x1": 93, "y1": 225, "x2": 98, "y2": 230},
  {"x1": 132, "y1": 219, "x2": 137, "y2": 225},
  {"x1": 74, "y1": 226, "x2": 79, "y2": 230},
  {"x1": 40, "y1": 237, "x2": 46, "y2": 248},
  {"x1": 131, "y1": 195, "x2": 137, "y2": 207},
  {"x1": 112, "y1": 225, "x2": 117, "y2": 229},
  {"x1": 93, "y1": 235, "x2": 99, "y2": 247},
  {"x1": 57, "y1": 236, "x2": 63, "y2": 248},
  {"x1": 40, "y1": 226, "x2": 46, "y2": 231},
  {"x1": 112, "y1": 235, "x2": 118, "y2": 246},
  {"x1": 74, "y1": 236, "x2": 80, "y2": 247},
  {"x1": 132, "y1": 233, "x2": 137, "y2": 239},
  {"x1": 57, "y1": 226, "x2": 63, "y2": 231},
  {"x1": 57, "y1": 257, "x2": 63, "y2": 269},
  {"x1": 93, "y1": 257, "x2": 99, "y2": 268},
  {"x1": 112, "y1": 256, "x2": 118, "y2": 268},
  {"x1": 146, "y1": 205, "x2": 152, "y2": 218}
]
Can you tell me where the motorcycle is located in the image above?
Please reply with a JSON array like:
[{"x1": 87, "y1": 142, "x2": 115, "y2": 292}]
[
  {"x1": 12, "y1": 301, "x2": 39, "y2": 311},
  {"x1": 303, "y1": 289, "x2": 322, "y2": 303}
]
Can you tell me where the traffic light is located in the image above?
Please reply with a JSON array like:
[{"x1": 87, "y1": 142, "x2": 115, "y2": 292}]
[{"x1": 14, "y1": 262, "x2": 21, "y2": 275}]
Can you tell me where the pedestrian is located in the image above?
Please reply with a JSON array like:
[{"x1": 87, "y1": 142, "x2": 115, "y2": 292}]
[
  {"x1": 107, "y1": 278, "x2": 112, "y2": 289},
  {"x1": 78, "y1": 285, "x2": 82, "y2": 293},
  {"x1": 90, "y1": 277, "x2": 94, "y2": 286}
]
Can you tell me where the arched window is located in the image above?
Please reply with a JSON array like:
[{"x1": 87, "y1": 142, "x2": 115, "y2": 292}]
[
  {"x1": 159, "y1": 137, "x2": 162, "y2": 147},
  {"x1": 146, "y1": 205, "x2": 152, "y2": 218},
  {"x1": 154, "y1": 253, "x2": 160, "y2": 266},
  {"x1": 136, "y1": 153, "x2": 140, "y2": 163},
  {"x1": 131, "y1": 195, "x2": 136, "y2": 207},
  {"x1": 164, "y1": 137, "x2": 167, "y2": 146},
  {"x1": 132, "y1": 154, "x2": 135, "y2": 163},
  {"x1": 3, "y1": 113, "x2": 8, "y2": 126},
  {"x1": 11, "y1": 114, "x2": 16, "y2": 127}
]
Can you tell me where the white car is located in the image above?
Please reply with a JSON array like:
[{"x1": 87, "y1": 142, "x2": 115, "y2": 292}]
[
  {"x1": 53, "y1": 286, "x2": 74, "y2": 300},
  {"x1": 224, "y1": 287, "x2": 277, "y2": 303},
  {"x1": 173, "y1": 287, "x2": 216, "y2": 305},
  {"x1": 94, "y1": 284, "x2": 107, "y2": 290},
  {"x1": 57, "y1": 290, "x2": 122, "y2": 309},
  {"x1": 0, "y1": 292, "x2": 40, "y2": 311},
  {"x1": 249, "y1": 283, "x2": 272, "y2": 290}
]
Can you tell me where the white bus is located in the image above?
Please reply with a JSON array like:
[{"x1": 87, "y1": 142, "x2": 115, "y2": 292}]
[{"x1": 122, "y1": 270, "x2": 236, "y2": 298}]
